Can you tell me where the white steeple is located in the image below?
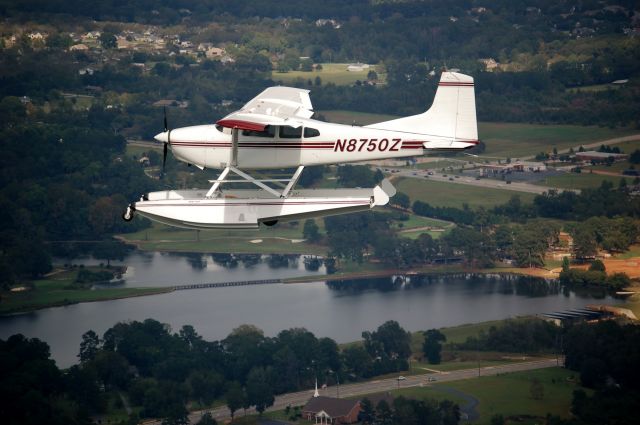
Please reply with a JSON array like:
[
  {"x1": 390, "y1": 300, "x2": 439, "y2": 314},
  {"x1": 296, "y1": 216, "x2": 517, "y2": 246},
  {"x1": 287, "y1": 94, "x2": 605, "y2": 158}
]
[{"x1": 314, "y1": 379, "x2": 319, "y2": 397}]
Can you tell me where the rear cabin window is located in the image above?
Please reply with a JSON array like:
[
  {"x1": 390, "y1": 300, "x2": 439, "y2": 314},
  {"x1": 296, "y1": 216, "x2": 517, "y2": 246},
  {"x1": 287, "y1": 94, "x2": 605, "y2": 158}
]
[
  {"x1": 242, "y1": 125, "x2": 275, "y2": 138},
  {"x1": 304, "y1": 127, "x2": 320, "y2": 138},
  {"x1": 280, "y1": 126, "x2": 302, "y2": 138}
]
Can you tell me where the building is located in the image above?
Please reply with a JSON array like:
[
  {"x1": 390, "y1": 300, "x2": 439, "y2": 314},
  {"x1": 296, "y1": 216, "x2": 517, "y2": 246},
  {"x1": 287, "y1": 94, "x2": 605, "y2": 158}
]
[
  {"x1": 302, "y1": 396, "x2": 361, "y2": 424},
  {"x1": 70, "y1": 43, "x2": 89, "y2": 51},
  {"x1": 479, "y1": 58, "x2": 499, "y2": 71},
  {"x1": 575, "y1": 151, "x2": 628, "y2": 162}
]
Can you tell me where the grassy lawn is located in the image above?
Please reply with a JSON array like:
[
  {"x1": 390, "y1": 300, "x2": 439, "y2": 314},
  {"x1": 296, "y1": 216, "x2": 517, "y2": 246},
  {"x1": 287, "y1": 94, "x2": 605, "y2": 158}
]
[
  {"x1": 534, "y1": 172, "x2": 630, "y2": 189},
  {"x1": 416, "y1": 160, "x2": 469, "y2": 171},
  {"x1": 0, "y1": 269, "x2": 170, "y2": 315},
  {"x1": 478, "y1": 122, "x2": 636, "y2": 158},
  {"x1": 125, "y1": 144, "x2": 154, "y2": 159},
  {"x1": 614, "y1": 244, "x2": 640, "y2": 259},
  {"x1": 393, "y1": 385, "x2": 469, "y2": 405},
  {"x1": 119, "y1": 221, "x2": 328, "y2": 255},
  {"x1": 442, "y1": 367, "x2": 584, "y2": 423},
  {"x1": 395, "y1": 178, "x2": 535, "y2": 209},
  {"x1": 409, "y1": 318, "x2": 538, "y2": 356},
  {"x1": 607, "y1": 138, "x2": 640, "y2": 154},
  {"x1": 273, "y1": 63, "x2": 384, "y2": 86},
  {"x1": 391, "y1": 212, "x2": 452, "y2": 230},
  {"x1": 566, "y1": 83, "x2": 621, "y2": 93}
]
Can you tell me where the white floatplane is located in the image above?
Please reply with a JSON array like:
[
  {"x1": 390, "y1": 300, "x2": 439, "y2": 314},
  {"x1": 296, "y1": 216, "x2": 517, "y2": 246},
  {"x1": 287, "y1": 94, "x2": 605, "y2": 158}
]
[{"x1": 123, "y1": 71, "x2": 478, "y2": 229}]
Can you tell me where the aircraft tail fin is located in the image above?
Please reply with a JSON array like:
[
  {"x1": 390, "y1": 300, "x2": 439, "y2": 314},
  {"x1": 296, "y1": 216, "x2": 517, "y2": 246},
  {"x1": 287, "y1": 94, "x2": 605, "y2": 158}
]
[{"x1": 366, "y1": 71, "x2": 478, "y2": 148}]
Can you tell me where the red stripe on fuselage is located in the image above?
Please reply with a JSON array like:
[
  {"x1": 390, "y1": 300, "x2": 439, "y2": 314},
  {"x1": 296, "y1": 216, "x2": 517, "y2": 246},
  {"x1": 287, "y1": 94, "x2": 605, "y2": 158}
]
[{"x1": 438, "y1": 82, "x2": 474, "y2": 87}]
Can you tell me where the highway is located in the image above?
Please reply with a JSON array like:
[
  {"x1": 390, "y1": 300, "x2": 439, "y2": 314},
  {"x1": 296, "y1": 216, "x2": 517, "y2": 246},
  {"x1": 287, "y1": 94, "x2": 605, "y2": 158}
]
[{"x1": 175, "y1": 358, "x2": 562, "y2": 424}]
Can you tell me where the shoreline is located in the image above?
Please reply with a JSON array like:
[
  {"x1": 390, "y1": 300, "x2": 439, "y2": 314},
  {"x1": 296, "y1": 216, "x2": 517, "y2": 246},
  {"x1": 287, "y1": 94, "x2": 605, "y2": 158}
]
[
  {"x1": 1, "y1": 262, "x2": 556, "y2": 316},
  {"x1": 4, "y1": 258, "x2": 637, "y2": 316}
]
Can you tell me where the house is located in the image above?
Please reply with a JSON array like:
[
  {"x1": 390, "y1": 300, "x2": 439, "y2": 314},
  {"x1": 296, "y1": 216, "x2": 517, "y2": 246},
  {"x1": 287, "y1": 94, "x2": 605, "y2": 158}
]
[
  {"x1": 205, "y1": 47, "x2": 225, "y2": 58},
  {"x1": 70, "y1": 43, "x2": 89, "y2": 51},
  {"x1": 28, "y1": 32, "x2": 47, "y2": 41},
  {"x1": 302, "y1": 396, "x2": 361, "y2": 424},
  {"x1": 479, "y1": 58, "x2": 499, "y2": 71}
]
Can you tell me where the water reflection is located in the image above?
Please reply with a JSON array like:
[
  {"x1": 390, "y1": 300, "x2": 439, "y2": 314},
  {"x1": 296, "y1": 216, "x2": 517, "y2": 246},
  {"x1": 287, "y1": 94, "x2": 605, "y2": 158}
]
[
  {"x1": 326, "y1": 273, "x2": 565, "y2": 298},
  {"x1": 53, "y1": 251, "x2": 327, "y2": 288}
]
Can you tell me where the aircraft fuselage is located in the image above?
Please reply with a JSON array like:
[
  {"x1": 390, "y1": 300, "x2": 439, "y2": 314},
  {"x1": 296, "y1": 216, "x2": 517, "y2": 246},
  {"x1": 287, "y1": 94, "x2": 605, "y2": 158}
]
[{"x1": 161, "y1": 119, "x2": 474, "y2": 170}]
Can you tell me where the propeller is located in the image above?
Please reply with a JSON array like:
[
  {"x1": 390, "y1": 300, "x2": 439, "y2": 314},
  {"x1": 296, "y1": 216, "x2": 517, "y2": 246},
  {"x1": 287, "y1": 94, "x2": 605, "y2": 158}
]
[{"x1": 161, "y1": 107, "x2": 169, "y2": 179}]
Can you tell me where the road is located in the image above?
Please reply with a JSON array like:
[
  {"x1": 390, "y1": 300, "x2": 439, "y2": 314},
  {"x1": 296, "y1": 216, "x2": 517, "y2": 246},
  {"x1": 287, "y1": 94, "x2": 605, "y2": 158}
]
[
  {"x1": 174, "y1": 358, "x2": 561, "y2": 424},
  {"x1": 127, "y1": 139, "x2": 162, "y2": 149},
  {"x1": 386, "y1": 168, "x2": 573, "y2": 195}
]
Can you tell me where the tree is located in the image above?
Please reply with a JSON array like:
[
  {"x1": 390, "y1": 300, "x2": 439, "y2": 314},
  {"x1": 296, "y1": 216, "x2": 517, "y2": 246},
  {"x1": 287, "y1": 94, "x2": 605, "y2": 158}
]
[
  {"x1": 512, "y1": 228, "x2": 547, "y2": 268},
  {"x1": 490, "y1": 414, "x2": 505, "y2": 425},
  {"x1": 561, "y1": 256, "x2": 570, "y2": 272},
  {"x1": 360, "y1": 398, "x2": 375, "y2": 424},
  {"x1": 391, "y1": 192, "x2": 410, "y2": 209},
  {"x1": 375, "y1": 399, "x2": 393, "y2": 425},
  {"x1": 196, "y1": 412, "x2": 217, "y2": 425},
  {"x1": 246, "y1": 367, "x2": 274, "y2": 415},
  {"x1": 363, "y1": 320, "x2": 411, "y2": 361},
  {"x1": 188, "y1": 370, "x2": 224, "y2": 406},
  {"x1": 588, "y1": 259, "x2": 605, "y2": 272},
  {"x1": 423, "y1": 329, "x2": 446, "y2": 364},
  {"x1": 572, "y1": 228, "x2": 598, "y2": 260},
  {"x1": 91, "y1": 239, "x2": 129, "y2": 266},
  {"x1": 225, "y1": 382, "x2": 245, "y2": 420},
  {"x1": 160, "y1": 404, "x2": 189, "y2": 425},
  {"x1": 78, "y1": 330, "x2": 101, "y2": 363},
  {"x1": 99, "y1": 32, "x2": 117, "y2": 49},
  {"x1": 303, "y1": 219, "x2": 321, "y2": 242}
]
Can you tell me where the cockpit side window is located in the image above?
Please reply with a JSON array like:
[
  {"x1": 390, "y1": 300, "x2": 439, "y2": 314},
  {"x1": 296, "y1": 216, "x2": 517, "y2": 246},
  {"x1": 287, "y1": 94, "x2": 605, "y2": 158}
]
[
  {"x1": 242, "y1": 125, "x2": 276, "y2": 138},
  {"x1": 303, "y1": 127, "x2": 320, "y2": 138},
  {"x1": 280, "y1": 126, "x2": 303, "y2": 139}
]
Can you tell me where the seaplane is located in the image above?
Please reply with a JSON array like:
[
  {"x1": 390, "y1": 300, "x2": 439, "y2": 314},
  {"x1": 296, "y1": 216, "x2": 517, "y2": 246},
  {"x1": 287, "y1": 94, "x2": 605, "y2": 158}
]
[{"x1": 123, "y1": 71, "x2": 478, "y2": 229}]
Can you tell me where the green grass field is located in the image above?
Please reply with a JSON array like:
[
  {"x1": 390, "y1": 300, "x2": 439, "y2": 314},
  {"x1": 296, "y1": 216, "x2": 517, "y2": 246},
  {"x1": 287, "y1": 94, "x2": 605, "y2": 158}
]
[
  {"x1": 534, "y1": 172, "x2": 630, "y2": 189},
  {"x1": 393, "y1": 367, "x2": 583, "y2": 424},
  {"x1": 442, "y1": 368, "x2": 584, "y2": 423},
  {"x1": 272, "y1": 63, "x2": 383, "y2": 86},
  {"x1": 566, "y1": 83, "x2": 621, "y2": 93},
  {"x1": 478, "y1": 122, "x2": 636, "y2": 158},
  {"x1": 1, "y1": 269, "x2": 170, "y2": 315},
  {"x1": 395, "y1": 177, "x2": 535, "y2": 209},
  {"x1": 119, "y1": 221, "x2": 328, "y2": 255},
  {"x1": 409, "y1": 317, "x2": 536, "y2": 355}
]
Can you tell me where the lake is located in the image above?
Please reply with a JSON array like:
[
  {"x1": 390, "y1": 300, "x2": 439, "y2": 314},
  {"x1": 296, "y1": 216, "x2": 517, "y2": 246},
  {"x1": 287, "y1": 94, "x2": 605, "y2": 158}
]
[{"x1": 0, "y1": 252, "x2": 616, "y2": 368}]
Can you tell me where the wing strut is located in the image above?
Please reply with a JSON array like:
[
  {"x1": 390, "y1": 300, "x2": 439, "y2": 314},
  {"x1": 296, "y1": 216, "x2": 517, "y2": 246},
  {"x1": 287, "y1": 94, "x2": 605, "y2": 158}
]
[
  {"x1": 231, "y1": 127, "x2": 239, "y2": 167},
  {"x1": 205, "y1": 165, "x2": 305, "y2": 199},
  {"x1": 282, "y1": 165, "x2": 304, "y2": 198}
]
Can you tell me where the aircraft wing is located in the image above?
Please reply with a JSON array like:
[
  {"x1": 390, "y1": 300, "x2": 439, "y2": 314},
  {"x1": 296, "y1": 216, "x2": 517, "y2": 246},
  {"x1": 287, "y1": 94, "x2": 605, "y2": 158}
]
[{"x1": 217, "y1": 87, "x2": 314, "y2": 131}]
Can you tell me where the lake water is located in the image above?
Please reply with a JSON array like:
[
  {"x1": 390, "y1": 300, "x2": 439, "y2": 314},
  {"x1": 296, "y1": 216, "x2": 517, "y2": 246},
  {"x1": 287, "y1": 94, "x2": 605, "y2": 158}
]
[{"x1": 0, "y1": 252, "x2": 616, "y2": 368}]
